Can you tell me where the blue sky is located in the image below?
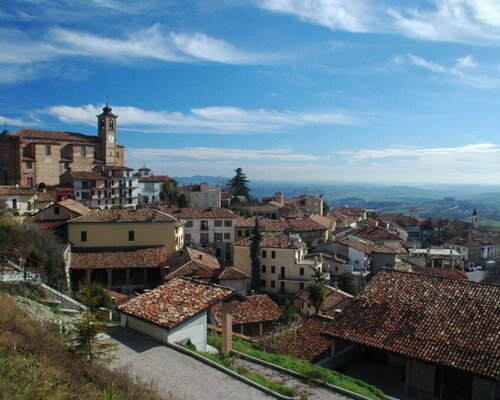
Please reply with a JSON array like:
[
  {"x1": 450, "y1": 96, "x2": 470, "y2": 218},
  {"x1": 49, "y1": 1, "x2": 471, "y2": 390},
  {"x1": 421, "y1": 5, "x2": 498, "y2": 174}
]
[{"x1": 2, "y1": 0, "x2": 500, "y2": 184}]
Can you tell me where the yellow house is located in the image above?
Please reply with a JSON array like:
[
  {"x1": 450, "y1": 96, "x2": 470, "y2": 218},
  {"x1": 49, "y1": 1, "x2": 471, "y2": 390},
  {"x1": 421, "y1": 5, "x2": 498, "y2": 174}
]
[
  {"x1": 68, "y1": 208, "x2": 184, "y2": 254},
  {"x1": 233, "y1": 233, "x2": 323, "y2": 296},
  {"x1": 67, "y1": 208, "x2": 184, "y2": 293}
]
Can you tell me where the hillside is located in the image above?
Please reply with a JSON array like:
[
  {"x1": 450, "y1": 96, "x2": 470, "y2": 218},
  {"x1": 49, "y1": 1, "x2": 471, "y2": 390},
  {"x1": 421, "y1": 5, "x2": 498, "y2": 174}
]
[{"x1": 0, "y1": 290, "x2": 160, "y2": 400}]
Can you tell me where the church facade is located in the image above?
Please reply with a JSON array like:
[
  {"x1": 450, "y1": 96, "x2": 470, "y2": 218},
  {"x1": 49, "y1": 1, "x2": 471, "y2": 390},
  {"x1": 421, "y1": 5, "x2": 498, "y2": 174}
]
[{"x1": 0, "y1": 104, "x2": 124, "y2": 187}]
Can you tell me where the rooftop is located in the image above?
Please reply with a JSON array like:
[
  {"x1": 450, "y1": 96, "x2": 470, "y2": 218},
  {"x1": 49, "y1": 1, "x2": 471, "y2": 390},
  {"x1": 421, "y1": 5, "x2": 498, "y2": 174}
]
[
  {"x1": 211, "y1": 294, "x2": 282, "y2": 326},
  {"x1": 287, "y1": 315, "x2": 334, "y2": 362},
  {"x1": 298, "y1": 285, "x2": 353, "y2": 313},
  {"x1": 6, "y1": 128, "x2": 98, "y2": 143},
  {"x1": 163, "y1": 207, "x2": 236, "y2": 219},
  {"x1": 70, "y1": 246, "x2": 168, "y2": 269},
  {"x1": 118, "y1": 277, "x2": 235, "y2": 329},
  {"x1": 323, "y1": 269, "x2": 500, "y2": 381},
  {"x1": 70, "y1": 208, "x2": 178, "y2": 223},
  {"x1": 0, "y1": 186, "x2": 37, "y2": 196}
]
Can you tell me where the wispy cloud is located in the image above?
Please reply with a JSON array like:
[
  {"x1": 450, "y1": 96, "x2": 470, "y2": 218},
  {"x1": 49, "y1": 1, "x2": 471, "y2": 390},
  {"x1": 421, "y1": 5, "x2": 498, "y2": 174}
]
[
  {"x1": 0, "y1": 115, "x2": 39, "y2": 127},
  {"x1": 393, "y1": 54, "x2": 497, "y2": 88},
  {"x1": 0, "y1": 25, "x2": 268, "y2": 84},
  {"x1": 45, "y1": 103, "x2": 357, "y2": 134},
  {"x1": 340, "y1": 143, "x2": 500, "y2": 162},
  {"x1": 258, "y1": 0, "x2": 500, "y2": 44},
  {"x1": 127, "y1": 147, "x2": 320, "y2": 162}
]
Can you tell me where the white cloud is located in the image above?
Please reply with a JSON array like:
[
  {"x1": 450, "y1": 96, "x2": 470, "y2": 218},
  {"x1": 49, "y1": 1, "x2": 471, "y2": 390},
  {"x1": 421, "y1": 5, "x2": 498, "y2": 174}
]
[
  {"x1": 0, "y1": 25, "x2": 268, "y2": 84},
  {"x1": 127, "y1": 147, "x2": 319, "y2": 162},
  {"x1": 258, "y1": 0, "x2": 500, "y2": 44},
  {"x1": 396, "y1": 54, "x2": 497, "y2": 88},
  {"x1": 45, "y1": 103, "x2": 357, "y2": 134},
  {"x1": 0, "y1": 115, "x2": 39, "y2": 127},
  {"x1": 341, "y1": 143, "x2": 500, "y2": 162}
]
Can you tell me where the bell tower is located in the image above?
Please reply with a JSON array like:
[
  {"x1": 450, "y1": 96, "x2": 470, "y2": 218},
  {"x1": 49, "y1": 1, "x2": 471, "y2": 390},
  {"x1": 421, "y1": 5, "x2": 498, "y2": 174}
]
[
  {"x1": 471, "y1": 208, "x2": 479, "y2": 228},
  {"x1": 97, "y1": 103, "x2": 118, "y2": 166}
]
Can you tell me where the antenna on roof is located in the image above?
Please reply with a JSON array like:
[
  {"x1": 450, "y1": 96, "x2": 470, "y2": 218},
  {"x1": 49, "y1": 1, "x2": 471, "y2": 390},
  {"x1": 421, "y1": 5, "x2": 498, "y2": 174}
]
[{"x1": 105, "y1": 96, "x2": 109, "y2": 107}]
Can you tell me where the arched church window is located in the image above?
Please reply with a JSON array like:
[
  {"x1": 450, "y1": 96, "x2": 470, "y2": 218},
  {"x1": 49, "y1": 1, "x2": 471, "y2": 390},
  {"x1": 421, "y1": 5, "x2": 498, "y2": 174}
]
[{"x1": 109, "y1": 119, "x2": 114, "y2": 130}]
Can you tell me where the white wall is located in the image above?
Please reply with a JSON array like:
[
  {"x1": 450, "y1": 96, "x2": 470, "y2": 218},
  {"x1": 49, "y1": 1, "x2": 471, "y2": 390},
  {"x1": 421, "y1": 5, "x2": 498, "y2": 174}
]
[
  {"x1": 121, "y1": 311, "x2": 208, "y2": 351},
  {"x1": 347, "y1": 247, "x2": 366, "y2": 271}
]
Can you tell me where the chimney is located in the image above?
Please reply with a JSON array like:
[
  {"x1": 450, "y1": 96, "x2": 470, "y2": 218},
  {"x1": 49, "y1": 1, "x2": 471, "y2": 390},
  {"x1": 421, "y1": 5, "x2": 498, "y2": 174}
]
[{"x1": 199, "y1": 254, "x2": 203, "y2": 260}]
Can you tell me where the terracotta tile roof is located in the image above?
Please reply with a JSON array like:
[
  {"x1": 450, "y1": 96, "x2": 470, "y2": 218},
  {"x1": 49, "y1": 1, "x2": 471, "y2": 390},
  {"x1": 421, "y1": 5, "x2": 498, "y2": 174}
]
[
  {"x1": 70, "y1": 246, "x2": 168, "y2": 269},
  {"x1": 0, "y1": 186, "x2": 37, "y2": 196},
  {"x1": 351, "y1": 225, "x2": 401, "y2": 241},
  {"x1": 119, "y1": 277, "x2": 235, "y2": 329},
  {"x1": 211, "y1": 294, "x2": 281, "y2": 326},
  {"x1": 163, "y1": 207, "x2": 236, "y2": 219},
  {"x1": 332, "y1": 207, "x2": 366, "y2": 217},
  {"x1": 445, "y1": 236, "x2": 490, "y2": 248},
  {"x1": 286, "y1": 218, "x2": 327, "y2": 233},
  {"x1": 310, "y1": 214, "x2": 333, "y2": 229},
  {"x1": 337, "y1": 238, "x2": 398, "y2": 255},
  {"x1": 267, "y1": 200, "x2": 285, "y2": 208},
  {"x1": 234, "y1": 233, "x2": 306, "y2": 250},
  {"x1": 287, "y1": 315, "x2": 334, "y2": 362},
  {"x1": 105, "y1": 289, "x2": 129, "y2": 305},
  {"x1": 327, "y1": 209, "x2": 348, "y2": 220},
  {"x1": 70, "y1": 208, "x2": 178, "y2": 223},
  {"x1": 322, "y1": 269, "x2": 500, "y2": 380},
  {"x1": 9, "y1": 128, "x2": 98, "y2": 143},
  {"x1": 166, "y1": 261, "x2": 218, "y2": 280},
  {"x1": 280, "y1": 203, "x2": 308, "y2": 219},
  {"x1": 62, "y1": 171, "x2": 106, "y2": 180},
  {"x1": 138, "y1": 175, "x2": 174, "y2": 183},
  {"x1": 164, "y1": 247, "x2": 221, "y2": 280},
  {"x1": 36, "y1": 191, "x2": 55, "y2": 202},
  {"x1": 236, "y1": 217, "x2": 326, "y2": 233},
  {"x1": 34, "y1": 220, "x2": 67, "y2": 230},
  {"x1": 58, "y1": 199, "x2": 91, "y2": 215},
  {"x1": 215, "y1": 266, "x2": 249, "y2": 280},
  {"x1": 410, "y1": 266, "x2": 468, "y2": 280},
  {"x1": 298, "y1": 285, "x2": 353, "y2": 314}
]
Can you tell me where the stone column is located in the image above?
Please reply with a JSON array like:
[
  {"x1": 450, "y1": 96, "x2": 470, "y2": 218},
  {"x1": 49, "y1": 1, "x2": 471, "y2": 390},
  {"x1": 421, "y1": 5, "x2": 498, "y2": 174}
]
[
  {"x1": 221, "y1": 301, "x2": 233, "y2": 354},
  {"x1": 125, "y1": 269, "x2": 131, "y2": 293}
]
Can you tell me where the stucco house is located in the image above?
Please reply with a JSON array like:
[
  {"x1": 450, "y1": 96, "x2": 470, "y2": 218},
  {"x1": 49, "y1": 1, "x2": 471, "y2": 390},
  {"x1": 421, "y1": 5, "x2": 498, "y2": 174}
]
[{"x1": 118, "y1": 277, "x2": 242, "y2": 351}]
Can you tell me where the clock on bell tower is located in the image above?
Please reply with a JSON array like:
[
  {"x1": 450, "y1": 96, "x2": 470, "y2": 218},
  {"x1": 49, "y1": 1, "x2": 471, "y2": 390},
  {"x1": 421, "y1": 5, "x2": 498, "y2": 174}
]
[{"x1": 97, "y1": 103, "x2": 118, "y2": 166}]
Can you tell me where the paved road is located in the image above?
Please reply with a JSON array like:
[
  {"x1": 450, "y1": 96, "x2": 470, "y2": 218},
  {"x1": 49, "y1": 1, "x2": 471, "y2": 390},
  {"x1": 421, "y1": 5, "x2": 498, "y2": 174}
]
[{"x1": 108, "y1": 327, "x2": 273, "y2": 400}]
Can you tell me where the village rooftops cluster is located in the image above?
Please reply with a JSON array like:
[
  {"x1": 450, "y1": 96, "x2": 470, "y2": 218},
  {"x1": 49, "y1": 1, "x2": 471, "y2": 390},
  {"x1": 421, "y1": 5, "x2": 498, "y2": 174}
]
[
  {"x1": 236, "y1": 216, "x2": 327, "y2": 233},
  {"x1": 234, "y1": 233, "x2": 306, "y2": 250},
  {"x1": 69, "y1": 208, "x2": 179, "y2": 224},
  {"x1": 118, "y1": 277, "x2": 237, "y2": 329},
  {"x1": 323, "y1": 269, "x2": 500, "y2": 380}
]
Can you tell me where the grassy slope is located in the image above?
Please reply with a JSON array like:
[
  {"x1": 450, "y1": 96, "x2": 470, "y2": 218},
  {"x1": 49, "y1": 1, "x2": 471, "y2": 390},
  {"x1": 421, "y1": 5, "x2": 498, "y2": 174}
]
[
  {"x1": 0, "y1": 292, "x2": 160, "y2": 400},
  {"x1": 209, "y1": 335, "x2": 387, "y2": 400}
]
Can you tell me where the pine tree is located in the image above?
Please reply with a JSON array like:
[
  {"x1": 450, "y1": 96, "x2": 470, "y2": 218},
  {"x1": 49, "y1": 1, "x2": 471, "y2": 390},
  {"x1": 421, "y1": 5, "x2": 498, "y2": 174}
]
[
  {"x1": 228, "y1": 167, "x2": 251, "y2": 200},
  {"x1": 250, "y1": 218, "x2": 262, "y2": 292},
  {"x1": 68, "y1": 283, "x2": 116, "y2": 364}
]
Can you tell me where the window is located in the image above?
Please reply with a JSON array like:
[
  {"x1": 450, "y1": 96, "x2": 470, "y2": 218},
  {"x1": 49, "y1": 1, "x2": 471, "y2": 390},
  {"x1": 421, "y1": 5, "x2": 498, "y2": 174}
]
[
  {"x1": 54, "y1": 206, "x2": 60, "y2": 215},
  {"x1": 215, "y1": 220, "x2": 223, "y2": 227},
  {"x1": 200, "y1": 220, "x2": 208, "y2": 230},
  {"x1": 200, "y1": 233, "x2": 209, "y2": 243},
  {"x1": 185, "y1": 220, "x2": 193, "y2": 228},
  {"x1": 262, "y1": 265, "x2": 266, "y2": 273},
  {"x1": 300, "y1": 268, "x2": 304, "y2": 276},
  {"x1": 300, "y1": 283, "x2": 305, "y2": 290},
  {"x1": 224, "y1": 220, "x2": 233, "y2": 227},
  {"x1": 80, "y1": 146, "x2": 86, "y2": 156},
  {"x1": 262, "y1": 250, "x2": 267, "y2": 258},
  {"x1": 185, "y1": 233, "x2": 192, "y2": 242},
  {"x1": 109, "y1": 119, "x2": 114, "y2": 130},
  {"x1": 81, "y1": 231, "x2": 87, "y2": 242},
  {"x1": 271, "y1": 280, "x2": 275, "y2": 288},
  {"x1": 215, "y1": 232, "x2": 223, "y2": 242},
  {"x1": 260, "y1": 279, "x2": 266, "y2": 288},
  {"x1": 238, "y1": 230, "x2": 242, "y2": 237},
  {"x1": 25, "y1": 161, "x2": 33, "y2": 169},
  {"x1": 271, "y1": 251, "x2": 276, "y2": 258},
  {"x1": 223, "y1": 232, "x2": 230, "y2": 240},
  {"x1": 271, "y1": 266, "x2": 276, "y2": 274},
  {"x1": 128, "y1": 231, "x2": 135, "y2": 241},
  {"x1": 45, "y1": 145, "x2": 51, "y2": 156},
  {"x1": 245, "y1": 230, "x2": 250, "y2": 237}
]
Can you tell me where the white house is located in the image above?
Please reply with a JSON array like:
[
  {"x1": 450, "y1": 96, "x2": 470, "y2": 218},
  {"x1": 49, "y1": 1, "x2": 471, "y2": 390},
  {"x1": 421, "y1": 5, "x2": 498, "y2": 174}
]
[
  {"x1": 118, "y1": 277, "x2": 241, "y2": 351},
  {"x1": 180, "y1": 182, "x2": 222, "y2": 208}
]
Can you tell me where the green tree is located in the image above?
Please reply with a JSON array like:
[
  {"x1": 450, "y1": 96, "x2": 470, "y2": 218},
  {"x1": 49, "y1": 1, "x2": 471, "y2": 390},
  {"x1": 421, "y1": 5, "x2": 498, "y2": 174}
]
[
  {"x1": 159, "y1": 180, "x2": 174, "y2": 205},
  {"x1": 250, "y1": 218, "x2": 262, "y2": 292},
  {"x1": 336, "y1": 273, "x2": 356, "y2": 295},
  {"x1": 228, "y1": 167, "x2": 251, "y2": 200},
  {"x1": 176, "y1": 192, "x2": 189, "y2": 207},
  {"x1": 305, "y1": 282, "x2": 326, "y2": 313},
  {"x1": 68, "y1": 283, "x2": 116, "y2": 364}
]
